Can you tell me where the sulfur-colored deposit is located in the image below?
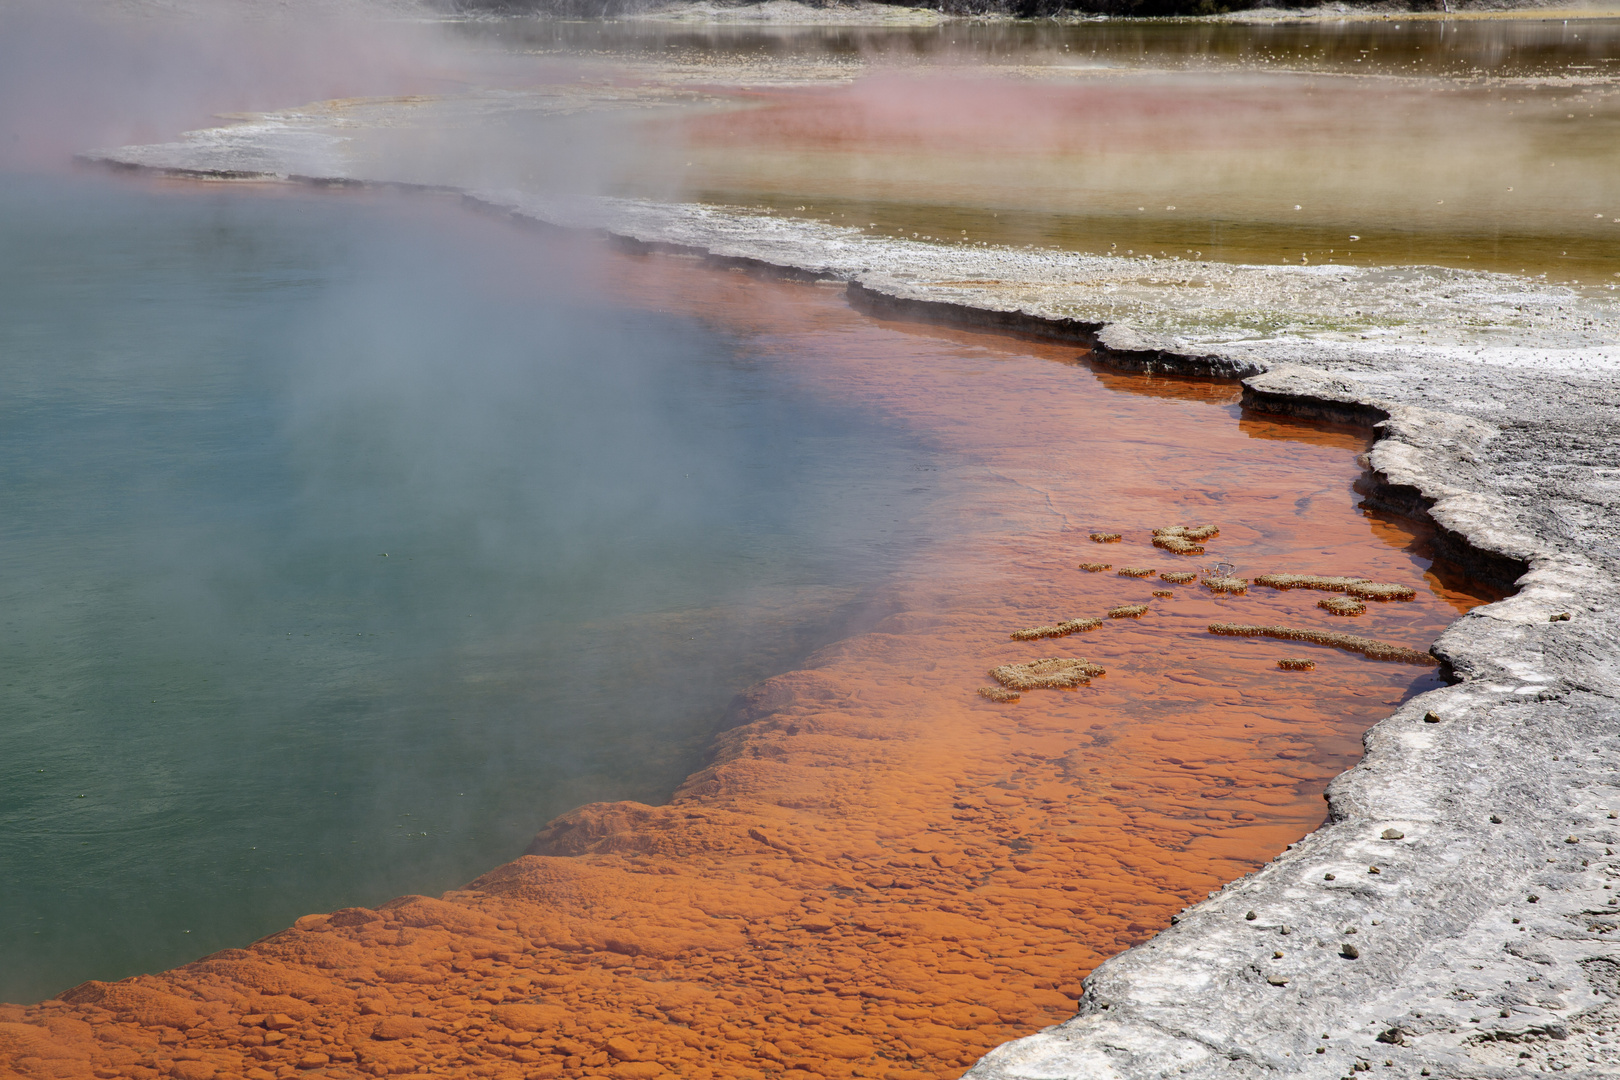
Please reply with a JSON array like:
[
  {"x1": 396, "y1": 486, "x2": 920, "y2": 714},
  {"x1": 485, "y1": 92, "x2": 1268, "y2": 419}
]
[
  {"x1": 1207, "y1": 623, "x2": 1437, "y2": 665},
  {"x1": 1010, "y1": 619, "x2": 1103, "y2": 642}
]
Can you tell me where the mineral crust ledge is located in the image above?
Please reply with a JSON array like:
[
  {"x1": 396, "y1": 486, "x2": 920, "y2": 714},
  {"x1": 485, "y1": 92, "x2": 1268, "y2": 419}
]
[{"x1": 77, "y1": 134, "x2": 1620, "y2": 1077}]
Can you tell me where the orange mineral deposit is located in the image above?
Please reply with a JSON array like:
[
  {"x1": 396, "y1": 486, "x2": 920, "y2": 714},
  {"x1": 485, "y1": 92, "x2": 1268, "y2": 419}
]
[{"x1": 0, "y1": 236, "x2": 1489, "y2": 1080}]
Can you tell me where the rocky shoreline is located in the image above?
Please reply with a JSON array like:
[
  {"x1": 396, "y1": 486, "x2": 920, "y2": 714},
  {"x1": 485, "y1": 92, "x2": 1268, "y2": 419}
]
[{"x1": 59, "y1": 95, "x2": 1620, "y2": 1075}]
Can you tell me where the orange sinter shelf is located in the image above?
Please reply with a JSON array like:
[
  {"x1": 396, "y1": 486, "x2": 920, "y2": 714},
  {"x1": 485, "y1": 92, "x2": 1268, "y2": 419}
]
[{"x1": 0, "y1": 238, "x2": 1488, "y2": 1080}]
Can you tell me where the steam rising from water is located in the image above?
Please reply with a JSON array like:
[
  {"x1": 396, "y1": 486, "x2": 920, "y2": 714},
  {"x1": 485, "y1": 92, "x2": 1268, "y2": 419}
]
[
  {"x1": 0, "y1": 0, "x2": 478, "y2": 172},
  {"x1": 0, "y1": 171, "x2": 938, "y2": 1003},
  {"x1": 61, "y1": 6, "x2": 1618, "y2": 281}
]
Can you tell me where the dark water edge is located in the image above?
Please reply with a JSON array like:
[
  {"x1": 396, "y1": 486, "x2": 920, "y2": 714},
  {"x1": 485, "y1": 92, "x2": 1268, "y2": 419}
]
[
  {"x1": 460, "y1": 12, "x2": 1620, "y2": 80},
  {"x1": 0, "y1": 172, "x2": 944, "y2": 1003}
]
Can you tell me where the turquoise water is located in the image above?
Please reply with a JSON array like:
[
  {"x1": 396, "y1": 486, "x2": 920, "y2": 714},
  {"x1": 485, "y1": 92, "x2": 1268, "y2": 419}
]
[{"x1": 0, "y1": 173, "x2": 941, "y2": 1003}]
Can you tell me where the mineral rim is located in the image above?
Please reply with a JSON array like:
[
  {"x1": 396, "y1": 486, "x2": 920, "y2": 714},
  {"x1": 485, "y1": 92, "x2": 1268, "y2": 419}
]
[{"x1": 42, "y1": 74, "x2": 1620, "y2": 1078}]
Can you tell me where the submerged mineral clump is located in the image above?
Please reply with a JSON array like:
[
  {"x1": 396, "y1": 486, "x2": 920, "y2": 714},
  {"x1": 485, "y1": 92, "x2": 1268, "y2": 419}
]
[
  {"x1": 1202, "y1": 575, "x2": 1249, "y2": 594},
  {"x1": 1208, "y1": 623, "x2": 1436, "y2": 665},
  {"x1": 1089, "y1": 532, "x2": 1122, "y2": 543},
  {"x1": 1277, "y1": 658, "x2": 1316, "y2": 671},
  {"x1": 1117, "y1": 567, "x2": 1155, "y2": 578},
  {"x1": 1253, "y1": 573, "x2": 1370, "y2": 591},
  {"x1": 1010, "y1": 617, "x2": 1103, "y2": 641},
  {"x1": 1319, "y1": 595, "x2": 1366, "y2": 616},
  {"x1": 1158, "y1": 571, "x2": 1197, "y2": 585},
  {"x1": 1152, "y1": 525, "x2": 1219, "y2": 555},
  {"x1": 988, "y1": 656, "x2": 1106, "y2": 691},
  {"x1": 977, "y1": 684, "x2": 1023, "y2": 702},
  {"x1": 1253, "y1": 574, "x2": 1416, "y2": 601},
  {"x1": 1348, "y1": 582, "x2": 1417, "y2": 601},
  {"x1": 1108, "y1": 604, "x2": 1149, "y2": 619},
  {"x1": 1078, "y1": 562, "x2": 1112, "y2": 572}
]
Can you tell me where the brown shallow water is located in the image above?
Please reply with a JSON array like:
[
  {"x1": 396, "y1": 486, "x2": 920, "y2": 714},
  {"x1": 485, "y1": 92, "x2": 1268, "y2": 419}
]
[{"x1": 0, "y1": 234, "x2": 1490, "y2": 1080}]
